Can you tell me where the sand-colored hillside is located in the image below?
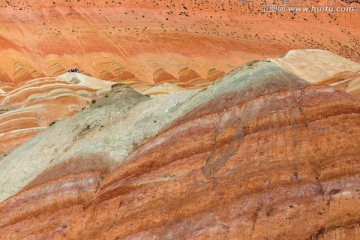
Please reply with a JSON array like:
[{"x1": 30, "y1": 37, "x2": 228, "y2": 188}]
[
  {"x1": 270, "y1": 49, "x2": 360, "y2": 96},
  {"x1": 272, "y1": 49, "x2": 360, "y2": 82}
]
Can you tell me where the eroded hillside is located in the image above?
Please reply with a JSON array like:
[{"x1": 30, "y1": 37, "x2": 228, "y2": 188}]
[{"x1": 0, "y1": 60, "x2": 359, "y2": 239}]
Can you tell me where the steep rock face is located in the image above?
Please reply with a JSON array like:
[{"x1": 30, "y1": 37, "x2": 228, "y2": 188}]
[{"x1": 0, "y1": 61, "x2": 359, "y2": 239}]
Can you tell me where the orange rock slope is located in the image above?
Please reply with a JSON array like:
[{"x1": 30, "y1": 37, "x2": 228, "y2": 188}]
[
  {"x1": 0, "y1": 61, "x2": 359, "y2": 239},
  {"x1": 0, "y1": 0, "x2": 359, "y2": 87}
]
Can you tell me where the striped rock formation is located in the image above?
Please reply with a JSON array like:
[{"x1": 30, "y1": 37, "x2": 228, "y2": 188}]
[
  {"x1": 142, "y1": 83, "x2": 185, "y2": 98},
  {"x1": 272, "y1": 49, "x2": 360, "y2": 97},
  {"x1": 177, "y1": 67, "x2": 210, "y2": 89},
  {"x1": 318, "y1": 71, "x2": 360, "y2": 97},
  {"x1": 0, "y1": 0, "x2": 359, "y2": 86},
  {"x1": 1, "y1": 50, "x2": 359, "y2": 157},
  {"x1": 0, "y1": 73, "x2": 113, "y2": 154},
  {"x1": 0, "y1": 61, "x2": 359, "y2": 239}
]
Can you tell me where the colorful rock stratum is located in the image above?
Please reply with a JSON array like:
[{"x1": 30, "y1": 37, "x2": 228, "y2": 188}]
[
  {"x1": 0, "y1": 0, "x2": 359, "y2": 84},
  {"x1": 0, "y1": 58, "x2": 359, "y2": 239},
  {"x1": 0, "y1": 0, "x2": 360, "y2": 239}
]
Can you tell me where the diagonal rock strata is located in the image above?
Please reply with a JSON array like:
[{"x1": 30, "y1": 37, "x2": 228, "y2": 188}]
[{"x1": 0, "y1": 61, "x2": 359, "y2": 239}]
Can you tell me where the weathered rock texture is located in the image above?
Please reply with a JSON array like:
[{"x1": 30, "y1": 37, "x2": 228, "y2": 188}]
[
  {"x1": 2, "y1": 50, "x2": 358, "y2": 156},
  {"x1": 0, "y1": 0, "x2": 359, "y2": 157},
  {"x1": 0, "y1": 61, "x2": 359, "y2": 239},
  {"x1": 0, "y1": 0, "x2": 359, "y2": 85}
]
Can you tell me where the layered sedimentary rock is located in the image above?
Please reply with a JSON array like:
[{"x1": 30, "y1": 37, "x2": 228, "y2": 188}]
[
  {"x1": 153, "y1": 68, "x2": 178, "y2": 85},
  {"x1": 0, "y1": 66, "x2": 186, "y2": 155},
  {"x1": 0, "y1": 61, "x2": 359, "y2": 239},
  {"x1": 272, "y1": 49, "x2": 360, "y2": 97},
  {"x1": 177, "y1": 66, "x2": 210, "y2": 89},
  {"x1": 0, "y1": 0, "x2": 359, "y2": 85},
  {"x1": 318, "y1": 71, "x2": 360, "y2": 97},
  {"x1": 207, "y1": 68, "x2": 226, "y2": 81},
  {"x1": 0, "y1": 0, "x2": 358, "y2": 236},
  {"x1": 272, "y1": 49, "x2": 360, "y2": 83},
  {"x1": 1, "y1": 49, "x2": 359, "y2": 157},
  {"x1": 0, "y1": 73, "x2": 113, "y2": 154},
  {"x1": 142, "y1": 83, "x2": 185, "y2": 97}
]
